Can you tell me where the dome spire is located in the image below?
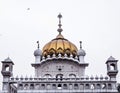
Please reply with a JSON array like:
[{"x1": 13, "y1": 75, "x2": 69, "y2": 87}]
[
  {"x1": 37, "y1": 41, "x2": 39, "y2": 49},
  {"x1": 80, "y1": 41, "x2": 82, "y2": 49},
  {"x1": 57, "y1": 13, "x2": 63, "y2": 34}
]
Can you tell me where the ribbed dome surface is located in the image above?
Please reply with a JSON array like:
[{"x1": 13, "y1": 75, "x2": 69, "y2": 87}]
[{"x1": 42, "y1": 34, "x2": 78, "y2": 57}]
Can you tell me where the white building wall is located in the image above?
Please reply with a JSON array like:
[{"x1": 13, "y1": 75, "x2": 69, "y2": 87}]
[{"x1": 36, "y1": 60, "x2": 85, "y2": 78}]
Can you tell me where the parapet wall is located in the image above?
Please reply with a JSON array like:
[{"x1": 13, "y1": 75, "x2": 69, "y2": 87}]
[{"x1": 8, "y1": 76, "x2": 117, "y2": 93}]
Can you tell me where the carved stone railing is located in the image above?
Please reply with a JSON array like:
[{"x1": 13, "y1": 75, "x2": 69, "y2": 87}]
[
  {"x1": 8, "y1": 75, "x2": 118, "y2": 92},
  {"x1": 10, "y1": 76, "x2": 109, "y2": 82}
]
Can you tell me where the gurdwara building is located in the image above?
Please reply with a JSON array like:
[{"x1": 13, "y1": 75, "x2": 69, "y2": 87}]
[{"x1": 0, "y1": 14, "x2": 119, "y2": 93}]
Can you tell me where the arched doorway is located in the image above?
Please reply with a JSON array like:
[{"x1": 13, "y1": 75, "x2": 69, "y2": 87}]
[{"x1": 56, "y1": 74, "x2": 63, "y2": 81}]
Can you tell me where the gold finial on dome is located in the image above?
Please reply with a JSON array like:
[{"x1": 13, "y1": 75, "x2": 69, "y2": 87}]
[{"x1": 57, "y1": 13, "x2": 63, "y2": 34}]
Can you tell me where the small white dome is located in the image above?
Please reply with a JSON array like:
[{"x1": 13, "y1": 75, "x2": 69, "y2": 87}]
[
  {"x1": 78, "y1": 41, "x2": 86, "y2": 56},
  {"x1": 77, "y1": 49, "x2": 86, "y2": 56},
  {"x1": 34, "y1": 49, "x2": 42, "y2": 56}
]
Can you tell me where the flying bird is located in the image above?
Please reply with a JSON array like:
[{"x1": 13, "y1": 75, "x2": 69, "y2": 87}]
[{"x1": 27, "y1": 8, "x2": 30, "y2": 10}]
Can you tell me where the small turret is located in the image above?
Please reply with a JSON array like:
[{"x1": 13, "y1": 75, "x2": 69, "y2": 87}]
[
  {"x1": 77, "y1": 41, "x2": 86, "y2": 62},
  {"x1": 34, "y1": 41, "x2": 42, "y2": 63},
  {"x1": 106, "y1": 56, "x2": 118, "y2": 81},
  {"x1": 1, "y1": 57, "x2": 14, "y2": 90}
]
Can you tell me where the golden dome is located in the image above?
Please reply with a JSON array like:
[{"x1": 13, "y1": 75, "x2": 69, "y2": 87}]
[
  {"x1": 42, "y1": 13, "x2": 78, "y2": 57},
  {"x1": 42, "y1": 33, "x2": 78, "y2": 57}
]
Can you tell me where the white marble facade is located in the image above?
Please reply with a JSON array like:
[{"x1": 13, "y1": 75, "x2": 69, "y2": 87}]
[{"x1": 0, "y1": 14, "x2": 118, "y2": 93}]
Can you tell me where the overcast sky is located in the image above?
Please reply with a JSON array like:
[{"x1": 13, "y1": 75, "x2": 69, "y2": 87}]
[{"x1": 0, "y1": 0, "x2": 120, "y2": 89}]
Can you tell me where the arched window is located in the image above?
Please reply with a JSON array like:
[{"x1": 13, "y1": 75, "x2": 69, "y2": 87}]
[
  {"x1": 102, "y1": 84, "x2": 106, "y2": 89},
  {"x1": 108, "y1": 84, "x2": 112, "y2": 89},
  {"x1": 24, "y1": 84, "x2": 29, "y2": 90},
  {"x1": 96, "y1": 84, "x2": 101, "y2": 89},
  {"x1": 35, "y1": 84, "x2": 40, "y2": 89},
  {"x1": 52, "y1": 84, "x2": 56, "y2": 89},
  {"x1": 80, "y1": 84, "x2": 84, "y2": 90},
  {"x1": 19, "y1": 84, "x2": 23, "y2": 90},
  {"x1": 63, "y1": 84, "x2": 67, "y2": 89},
  {"x1": 74, "y1": 84, "x2": 79, "y2": 89},
  {"x1": 41, "y1": 84, "x2": 45, "y2": 89},
  {"x1": 69, "y1": 74, "x2": 76, "y2": 78},
  {"x1": 43, "y1": 74, "x2": 52, "y2": 78},
  {"x1": 5, "y1": 65, "x2": 9, "y2": 71},
  {"x1": 57, "y1": 84, "x2": 62, "y2": 89},
  {"x1": 56, "y1": 74, "x2": 63, "y2": 81},
  {"x1": 47, "y1": 84, "x2": 51, "y2": 89},
  {"x1": 85, "y1": 84, "x2": 90, "y2": 89},
  {"x1": 90, "y1": 84, "x2": 95, "y2": 89},
  {"x1": 69, "y1": 84, "x2": 73, "y2": 89},
  {"x1": 110, "y1": 64, "x2": 115, "y2": 70},
  {"x1": 30, "y1": 84, "x2": 34, "y2": 89}
]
